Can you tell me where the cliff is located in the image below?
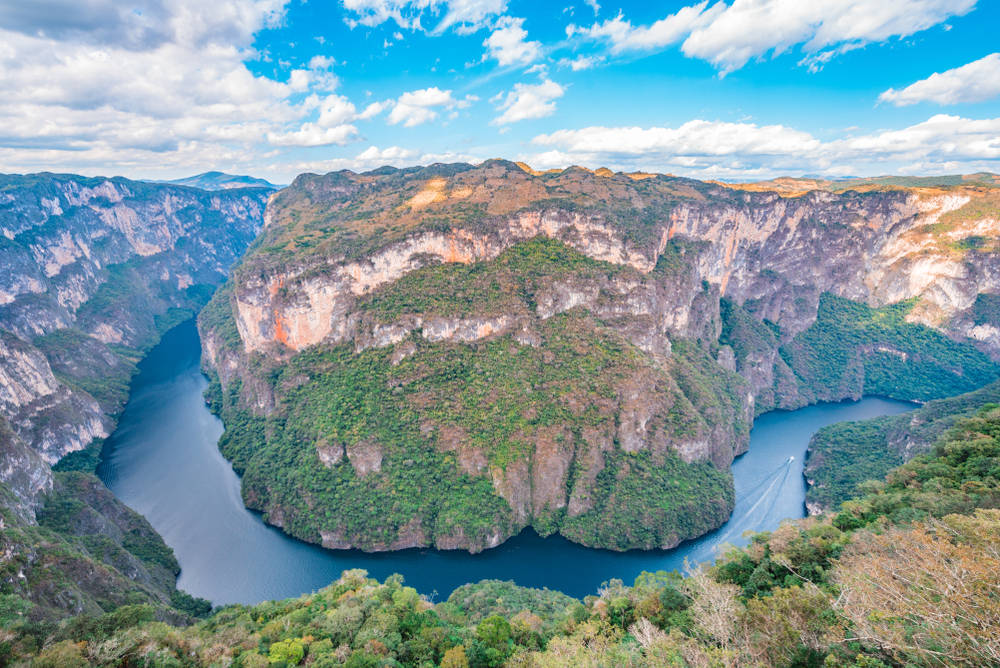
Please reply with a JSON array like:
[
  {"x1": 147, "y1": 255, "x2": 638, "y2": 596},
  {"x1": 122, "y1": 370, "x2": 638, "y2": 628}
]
[
  {"x1": 0, "y1": 173, "x2": 269, "y2": 514},
  {"x1": 201, "y1": 160, "x2": 1000, "y2": 552}
]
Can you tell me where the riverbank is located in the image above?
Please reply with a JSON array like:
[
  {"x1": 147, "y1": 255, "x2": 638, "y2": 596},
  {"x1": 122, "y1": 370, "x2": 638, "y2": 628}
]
[{"x1": 98, "y1": 319, "x2": 916, "y2": 604}]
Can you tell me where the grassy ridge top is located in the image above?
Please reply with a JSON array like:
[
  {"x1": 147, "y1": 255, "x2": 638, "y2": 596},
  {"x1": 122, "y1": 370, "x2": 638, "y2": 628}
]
[{"x1": 252, "y1": 160, "x2": 716, "y2": 262}]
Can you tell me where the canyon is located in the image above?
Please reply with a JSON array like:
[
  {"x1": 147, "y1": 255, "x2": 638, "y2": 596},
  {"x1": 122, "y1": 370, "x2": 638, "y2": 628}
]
[
  {"x1": 0, "y1": 173, "x2": 269, "y2": 518},
  {"x1": 198, "y1": 161, "x2": 1000, "y2": 552}
]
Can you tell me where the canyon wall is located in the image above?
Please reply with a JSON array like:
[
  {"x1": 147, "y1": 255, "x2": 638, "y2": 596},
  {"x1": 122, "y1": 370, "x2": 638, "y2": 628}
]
[{"x1": 0, "y1": 173, "x2": 269, "y2": 513}]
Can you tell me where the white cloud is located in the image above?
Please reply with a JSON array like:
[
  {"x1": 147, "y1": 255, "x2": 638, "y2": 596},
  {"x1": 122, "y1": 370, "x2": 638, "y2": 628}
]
[
  {"x1": 267, "y1": 123, "x2": 361, "y2": 147},
  {"x1": 879, "y1": 53, "x2": 1000, "y2": 106},
  {"x1": 283, "y1": 146, "x2": 480, "y2": 173},
  {"x1": 316, "y1": 95, "x2": 358, "y2": 128},
  {"x1": 340, "y1": 0, "x2": 507, "y2": 33},
  {"x1": 570, "y1": 0, "x2": 978, "y2": 75},
  {"x1": 569, "y1": 3, "x2": 720, "y2": 54},
  {"x1": 356, "y1": 145, "x2": 422, "y2": 162},
  {"x1": 0, "y1": 0, "x2": 384, "y2": 169},
  {"x1": 526, "y1": 113, "x2": 1000, "y2": 176},
  {"x1": 308, "y1": 55, "x2": 337, "y2": 69},
  {"x1": 436, "y1": 0, "x2": 508, "y2": 33},
  {"x1": 583, "y1": 0, "x2": 600, "y2": 16},
  {"x1": 558, "y1": 55, "x2": 602, "y2": 71},
  {"x1": 482, "y1": 16, "x2": 541, "y2": 66},
  {"x1": 0, "y1": 0, "x2": 287, "y2": 50},
  {"x1": 492, "y1": 79, "x2": 565, "y2": 125},
  {"x1": 386, "y1": 87, "x2": 477, "y2": 127},
  {"x1": 358, "y1": 100, "x2": 392, "y2": 120}
]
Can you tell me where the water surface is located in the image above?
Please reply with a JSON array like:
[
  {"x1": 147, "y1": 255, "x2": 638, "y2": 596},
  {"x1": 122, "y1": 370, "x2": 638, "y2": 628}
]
[{"x1": 98, "y1": 320, "x2": 916, "y2": 604}]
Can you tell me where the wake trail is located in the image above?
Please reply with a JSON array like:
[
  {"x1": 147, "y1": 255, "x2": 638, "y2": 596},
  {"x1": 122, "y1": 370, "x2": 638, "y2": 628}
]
[{"x1": 717, "y1": 457, "x2": 794, "y2": 546}]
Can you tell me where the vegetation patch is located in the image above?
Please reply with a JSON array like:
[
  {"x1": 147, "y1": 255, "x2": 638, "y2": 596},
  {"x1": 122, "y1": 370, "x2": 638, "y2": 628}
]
[
  {"x1": 780, "y1": 293, "x2": 1000, "y2": 402},
  {"x1": 804, "y1": 380, "x2": 1000, "y2": 510}
]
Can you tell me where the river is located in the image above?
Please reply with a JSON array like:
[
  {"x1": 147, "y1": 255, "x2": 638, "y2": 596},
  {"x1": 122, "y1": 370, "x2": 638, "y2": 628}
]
[{"x1": 97, "y1": 319, "x2": 916, "y2": 605}]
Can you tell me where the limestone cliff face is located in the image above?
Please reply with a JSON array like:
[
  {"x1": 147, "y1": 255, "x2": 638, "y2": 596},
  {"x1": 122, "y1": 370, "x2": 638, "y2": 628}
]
[
  {"x1": 232, "y1": 209, "x2": 676, "y2": 354},
  {"x1": 201, "y1": 161, "x2": 999, "y2": 552},
  {"x1": 671, "y1": 191, "x2": 999, "y2": 335},
  {"x1": 0, "y1": 173, "x2": 268, "y2": 511},
  {"x1": 232, "y1": 172, "x2": 999, "y2": 364},
  {"x1": 668, "y1": 189, "x2": 1000, "y2": 403}
]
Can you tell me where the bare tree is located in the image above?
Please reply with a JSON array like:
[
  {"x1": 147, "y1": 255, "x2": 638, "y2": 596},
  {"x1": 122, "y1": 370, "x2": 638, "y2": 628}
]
[{"x1": 833, "y1": 510, "x2": 1000, "y2": 667}]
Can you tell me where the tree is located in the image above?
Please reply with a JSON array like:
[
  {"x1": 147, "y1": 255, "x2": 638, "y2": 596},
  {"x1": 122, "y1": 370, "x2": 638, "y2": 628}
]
[
  {"x1": 683, "y1": 563, "x2": 740, "y2": 651},
  {"x1": 475, "y1": 615, "x2": 512, "y2": 651},
  {"x1": 739, "y1": 585, "x2": 832, "y2": 667},
  {"x1": 441, "y1": 645, "x2": 470, "y2": 668},
  {"x1": 268, "y1": 639, "x2": 305, "y2": 665}
]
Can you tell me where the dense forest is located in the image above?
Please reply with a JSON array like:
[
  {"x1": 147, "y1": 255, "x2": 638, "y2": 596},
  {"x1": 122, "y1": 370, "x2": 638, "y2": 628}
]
[{"x1": 0, "y1": 403, "x2": 996, "y2": 667}]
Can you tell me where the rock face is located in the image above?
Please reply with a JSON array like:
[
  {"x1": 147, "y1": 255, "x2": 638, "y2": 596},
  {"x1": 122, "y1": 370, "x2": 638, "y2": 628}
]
[
  {"x1": 199, "y1": 161, "x2": 998, "y2": 553},
  {"x1": 0, "y1": 173, "x2": 268, "y2": 513}
]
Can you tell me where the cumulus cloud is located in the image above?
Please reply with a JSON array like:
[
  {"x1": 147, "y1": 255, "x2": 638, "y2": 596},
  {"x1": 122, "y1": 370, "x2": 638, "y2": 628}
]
[
  {"x1": 879, "y1": 53, "x2": 1000, "y2": 106},
  {"x1": 267, "y1": 123, "x2": 361, "y2": 147},
  {"x1": 526, "y1": 114, "x2": 1000, "y2": 176},
  {"x1": 482, "y1": 16, "x2": 541, "y2": 66},
  {"x1": 0, "y1": 0, "x2": 286, "y2": 50},
  {"x1": 569, "y1": 2, "x2": 720, "y2": 54},
  {"x1": 340, "y1": 0, "x2": 507, "y2": 33},
  {"x1": 308, "y1": 55, "x2": 337, "y2": 69},
  {"x1": 557, "y1": 55, "x2": 602, "y2": 70},
  {"x1": 387, "y1": 87, "x2": 477, "y2": 127},
  {"x1": 570, "y1": 0, "x2": 977, "y2": 75},
  {"x1": 492, "y1": 79, "x2": 565, "y2": 125},
  {"x1": 358, "y1": 100, "x2": 392, "y2": 120},
  {"x1": 436, "y1": 0, "x2": 509, "y2": 33},
  {"x1": 0, "y1": 0, "x2": 378, "y2": 168},
  {"x1": 316, "y1": 95, "x2": 358, "y2": 128}
]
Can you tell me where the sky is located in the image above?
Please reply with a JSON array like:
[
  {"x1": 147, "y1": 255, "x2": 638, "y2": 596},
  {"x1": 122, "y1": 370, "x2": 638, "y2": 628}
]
[{"x1": 1, "y1": 0, "x2": 999, "y2": 183}]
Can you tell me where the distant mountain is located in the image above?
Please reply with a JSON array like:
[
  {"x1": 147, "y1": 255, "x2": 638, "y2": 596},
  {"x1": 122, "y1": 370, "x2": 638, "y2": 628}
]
[{"x1": 154, "y1": 171, "x2": 283, "y2": 191}]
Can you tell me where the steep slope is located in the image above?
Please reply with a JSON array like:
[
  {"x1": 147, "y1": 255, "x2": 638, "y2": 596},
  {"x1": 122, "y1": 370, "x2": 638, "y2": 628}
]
[
  {"x1": 0, "y1": 469, "x2": 208, "y2": 625},
  {"x1": 0, "y1": 173, "x2": 268, "y2": 514},
  {"x1": 201, "y1": 160, "x2": 1000, "y2": 552}
]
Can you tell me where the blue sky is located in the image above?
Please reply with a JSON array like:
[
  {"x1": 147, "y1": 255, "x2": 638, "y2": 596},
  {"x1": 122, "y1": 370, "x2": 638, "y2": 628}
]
[{"x1": 1, "y1": 0, "x2": 998, "y2": 181}]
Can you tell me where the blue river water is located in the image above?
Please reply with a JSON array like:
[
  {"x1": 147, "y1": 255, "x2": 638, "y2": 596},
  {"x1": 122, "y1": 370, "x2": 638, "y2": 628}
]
[{"x1": 98, "y1": 319, "x2": 916, "y2": 605}]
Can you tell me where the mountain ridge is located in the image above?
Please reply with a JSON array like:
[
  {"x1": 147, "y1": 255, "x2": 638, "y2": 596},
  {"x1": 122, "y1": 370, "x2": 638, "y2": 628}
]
[{"x1": 148, "y1": 171, "x2": 283, "y2": 191}]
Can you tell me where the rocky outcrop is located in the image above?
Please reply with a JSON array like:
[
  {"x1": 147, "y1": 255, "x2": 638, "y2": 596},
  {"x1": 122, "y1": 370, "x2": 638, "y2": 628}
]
[{"x1": 671, "y1": 190, "x2": 1000, "y2": 342}]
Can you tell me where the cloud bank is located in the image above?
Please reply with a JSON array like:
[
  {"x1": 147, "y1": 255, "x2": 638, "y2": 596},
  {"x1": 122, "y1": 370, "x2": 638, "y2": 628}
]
[{"x1": 526, "y1": 114, "x2": 1000, "y2": 177}]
